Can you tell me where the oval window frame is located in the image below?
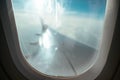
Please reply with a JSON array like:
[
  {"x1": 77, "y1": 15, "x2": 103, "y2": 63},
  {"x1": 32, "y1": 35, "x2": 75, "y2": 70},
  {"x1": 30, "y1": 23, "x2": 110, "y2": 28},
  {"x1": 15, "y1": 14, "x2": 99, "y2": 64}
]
[{"x1": 0, "y1": 0, "x2": 119, "y2": 80}]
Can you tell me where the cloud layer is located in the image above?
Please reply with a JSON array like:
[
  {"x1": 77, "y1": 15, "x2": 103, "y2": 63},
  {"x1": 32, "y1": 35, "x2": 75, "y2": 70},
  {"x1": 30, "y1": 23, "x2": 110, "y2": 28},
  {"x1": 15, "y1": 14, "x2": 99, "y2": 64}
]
[{"x1": 14, "y1": 10, "x2": 104, "y2": 49}]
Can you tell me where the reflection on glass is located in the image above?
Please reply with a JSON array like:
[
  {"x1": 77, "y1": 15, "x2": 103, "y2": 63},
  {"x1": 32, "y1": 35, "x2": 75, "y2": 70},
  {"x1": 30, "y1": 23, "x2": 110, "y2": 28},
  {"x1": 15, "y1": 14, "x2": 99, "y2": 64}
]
[{"x1": 12, "y1": 0, "x2": 106, "y2": 77}]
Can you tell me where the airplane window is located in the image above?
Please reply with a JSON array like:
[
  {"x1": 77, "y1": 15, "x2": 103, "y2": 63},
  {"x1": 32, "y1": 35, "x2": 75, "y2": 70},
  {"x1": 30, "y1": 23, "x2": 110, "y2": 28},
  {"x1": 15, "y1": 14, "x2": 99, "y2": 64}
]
[{"x1": 11, "y1": 0, "x2": 106, "y2": 77}]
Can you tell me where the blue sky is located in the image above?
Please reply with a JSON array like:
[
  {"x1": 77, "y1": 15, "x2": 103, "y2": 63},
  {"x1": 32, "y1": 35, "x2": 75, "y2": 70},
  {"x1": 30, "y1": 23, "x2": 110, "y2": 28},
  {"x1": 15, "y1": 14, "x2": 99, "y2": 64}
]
[
  {"x1": 12, "y1": 0, "x2": 106, "y2": 17},
  {"x1": 58, "y1": 0, "x2": 106, "y2": 17}
]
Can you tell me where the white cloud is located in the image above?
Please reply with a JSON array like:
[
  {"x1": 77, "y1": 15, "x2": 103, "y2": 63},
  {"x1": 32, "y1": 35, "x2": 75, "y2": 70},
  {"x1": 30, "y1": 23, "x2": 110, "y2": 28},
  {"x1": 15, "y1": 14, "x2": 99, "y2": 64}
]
[{"x1": 14, "y1": 10, "x2": 104, "y2": 49}]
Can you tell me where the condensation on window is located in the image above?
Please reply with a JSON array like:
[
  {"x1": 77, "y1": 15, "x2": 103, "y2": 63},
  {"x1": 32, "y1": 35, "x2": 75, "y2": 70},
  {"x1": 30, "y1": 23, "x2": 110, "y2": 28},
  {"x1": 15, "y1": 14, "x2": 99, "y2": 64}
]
[{"x1": 11, "y1": 0, "x2": 106, "y2": 77}]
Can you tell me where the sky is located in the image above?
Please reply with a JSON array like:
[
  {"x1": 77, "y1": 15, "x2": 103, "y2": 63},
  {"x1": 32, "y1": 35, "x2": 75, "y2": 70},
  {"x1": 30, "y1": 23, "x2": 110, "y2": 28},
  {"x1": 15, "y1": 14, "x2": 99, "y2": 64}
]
[
  {"x1": 58, "y1": 0, "x2": 106, "y2": 16},
  {"x1": 12, "y1": 0, "x2": 106, "y2": 17},
  {"x1": 11, "y1": 0, "x2": 107, "y2": 48}
]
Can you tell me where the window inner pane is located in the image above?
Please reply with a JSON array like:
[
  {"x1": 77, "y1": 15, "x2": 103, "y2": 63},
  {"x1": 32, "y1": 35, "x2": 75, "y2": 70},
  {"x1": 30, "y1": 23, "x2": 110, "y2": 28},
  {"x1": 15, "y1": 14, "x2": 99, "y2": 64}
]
[{"x1": 11, "y1": 0, "x2": 106, "y2": 77}]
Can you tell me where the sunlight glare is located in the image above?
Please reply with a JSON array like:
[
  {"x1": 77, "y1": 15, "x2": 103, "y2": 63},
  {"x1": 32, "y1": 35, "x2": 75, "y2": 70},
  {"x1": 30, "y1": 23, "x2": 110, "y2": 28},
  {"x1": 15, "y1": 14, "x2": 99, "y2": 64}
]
[{"x1": 25, "y1": 0, "x2": 65, "y2": 28}]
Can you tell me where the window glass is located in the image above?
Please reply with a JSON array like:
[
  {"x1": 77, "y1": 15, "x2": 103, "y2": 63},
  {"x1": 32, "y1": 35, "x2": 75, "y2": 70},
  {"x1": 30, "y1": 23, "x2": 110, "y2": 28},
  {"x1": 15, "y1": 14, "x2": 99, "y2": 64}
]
[{"x1": 11, "y1": 0, "x2": 106, "y2": 77}]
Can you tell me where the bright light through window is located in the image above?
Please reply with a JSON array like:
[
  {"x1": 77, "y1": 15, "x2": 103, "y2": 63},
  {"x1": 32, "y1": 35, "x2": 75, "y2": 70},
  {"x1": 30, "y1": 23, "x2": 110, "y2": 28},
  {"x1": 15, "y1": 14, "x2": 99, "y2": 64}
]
[{"x1": 11, "y1": 0, "x2": 106, "y2": 77}]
